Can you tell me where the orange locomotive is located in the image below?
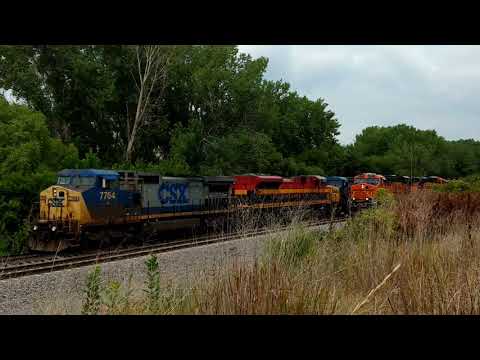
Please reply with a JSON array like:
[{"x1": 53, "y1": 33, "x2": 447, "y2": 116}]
[{"x1": 350, "y1": 173, "x2": 387, "y2": 209}]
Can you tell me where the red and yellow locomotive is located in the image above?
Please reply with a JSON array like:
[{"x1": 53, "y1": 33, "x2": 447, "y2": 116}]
[{"x1": 233, "y1": 175, "x2": 340, "y2": 214}]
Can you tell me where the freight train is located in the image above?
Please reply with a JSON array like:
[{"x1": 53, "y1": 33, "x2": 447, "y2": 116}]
[
  {"x1": 29, "y1": 170, "x2": 342, "y2": 252},
  {"x1": 29, "y1": 168, "x2": 447, "y2": 252}
]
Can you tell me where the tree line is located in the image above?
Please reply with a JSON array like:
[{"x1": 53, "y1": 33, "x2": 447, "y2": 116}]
[{"x1": 0, "y1": 45, "x2": 479, "y2": 252}]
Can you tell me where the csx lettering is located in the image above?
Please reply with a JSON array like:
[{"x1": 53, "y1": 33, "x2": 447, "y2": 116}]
[
  {"x1": 159, "y1": 183, "x2": 189, "y2": 205},
  {"x1": 100, "y1": 192, "x2": 116, "y2": 200}
]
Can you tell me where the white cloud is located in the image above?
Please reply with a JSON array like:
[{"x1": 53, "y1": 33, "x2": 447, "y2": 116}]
[{"x1": 238, "y1": 45, "x2": 480, "y2": 144}]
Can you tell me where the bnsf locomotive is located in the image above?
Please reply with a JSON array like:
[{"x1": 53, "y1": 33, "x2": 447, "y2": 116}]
[
  {"x1": 29, "y1": 169, "x2": 343, "y2": 252},
  {"x1": 350, "y1": 172, "x2": 448, "y2": 209}
]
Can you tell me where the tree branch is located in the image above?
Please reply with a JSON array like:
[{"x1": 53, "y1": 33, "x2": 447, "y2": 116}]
[{"x1": 125, "y1": 45, "x2": 171, "y2": 162}]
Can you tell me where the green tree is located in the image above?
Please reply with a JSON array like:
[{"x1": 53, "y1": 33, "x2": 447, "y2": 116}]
[
  {"x1": 0, "y1": 45, "x2": 134, "y2": 163},
  {"x1": 349, "y1": 124, "x2": 480, "y2": 178},
  {"x1": 0, "y1": 45, "x2": 344, "y2": 175},
  {"x1": 0, "y1": 96, "x2": 84, "y2": 253}
]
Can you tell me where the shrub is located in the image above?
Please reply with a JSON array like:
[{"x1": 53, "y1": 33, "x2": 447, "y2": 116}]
[
  {"x1": 435, "y1": 179, "x2": 471, "y2": 192},
  {"x1": 333, "y1": 206, "x2": 396, "y2": 245},
  {"x1": 376, "y1": 188, "x2": 396, "y2": 207},
  {"x1": 82, "y1": 266, "x2": 103, "y2": 315},
  {"x1": 101, "y1": 281, "x2": 122, "y2": 315},
  {"x1": 144, "y1": 255, "x2": 161, "y2": 313},
  {"x1": 263, "y1": 224, "x2": 319, "y2": 268}
]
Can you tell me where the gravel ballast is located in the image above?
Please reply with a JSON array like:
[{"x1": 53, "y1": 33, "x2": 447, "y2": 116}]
[
  {"x1": 0, "y1": 232, "x2": 269, "y2": 314},
  {"x1": 0, "y1": 223, "x2": 337, "y2": 314}
]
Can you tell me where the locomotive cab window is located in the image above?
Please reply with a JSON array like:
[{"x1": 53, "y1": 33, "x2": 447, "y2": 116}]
[
  {"x1": 101, "y1": 177, "x2": 119, "y2": 189},
  {"x1": 71, "y1": 176, "x2": 96, "y2": 187},
  {"x1": 354, "y1": 178, "x2": 381, "y2": 185},
  {"x1": 328, "y1": 180, "x2": 344, "y2": 188}
]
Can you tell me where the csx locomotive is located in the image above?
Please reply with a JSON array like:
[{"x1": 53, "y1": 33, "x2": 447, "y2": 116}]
[{"x1": 29, "y1": 170, "x2": 342, "y2": 252}]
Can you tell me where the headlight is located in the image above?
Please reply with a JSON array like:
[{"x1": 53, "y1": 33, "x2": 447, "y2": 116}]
[
  {"x1": 51, "y1": 226, "x2": 57, "y2": 232},
  {"x1": 366, "y1": 197, "x2": 369, "y2": 201},
  {"x1": 33, "y1": 225, "x2": 38, "y2": 231},
  {"x1": 352, "y1": 197, "x2": 356, "y2": 201}
]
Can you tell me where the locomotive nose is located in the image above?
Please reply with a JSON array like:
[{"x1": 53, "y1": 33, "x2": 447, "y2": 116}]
[
  {"x1": 30, "y1": 185, "x2": 82, "y2": 252},
  {"x1": 38, "y1": 186, "x2": 83, "y2": 225}
]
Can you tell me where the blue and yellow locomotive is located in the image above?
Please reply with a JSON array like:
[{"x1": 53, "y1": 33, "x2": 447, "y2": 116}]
[{"x1": 30, "y1": 169, "x2": 234, "y2": 251}]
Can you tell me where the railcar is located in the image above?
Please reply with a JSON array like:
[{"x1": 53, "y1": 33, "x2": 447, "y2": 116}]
[
  {"x1": 418, "y1": 176, "x2": 449, "y2": 189},
  {"x1": 384, "y1": 175, "x2": 413, "y2": 194}
]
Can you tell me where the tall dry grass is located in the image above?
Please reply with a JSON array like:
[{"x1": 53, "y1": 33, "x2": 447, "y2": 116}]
[{"x1": 81, "y1": 191, "x2": 480, "y2": 315}]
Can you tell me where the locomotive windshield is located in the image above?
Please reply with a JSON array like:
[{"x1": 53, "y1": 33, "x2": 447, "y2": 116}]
[
  {"x1": 57, "y1": 176, "x2": 96, "y2": 187},
  {"x1": 327, "y1": 180, "x2": 345, "y2": 188},
  {"x1": 57, "y1": 176, "x2": 71, "y2": 185},
  {"x1": 354, "y1": 178, "x2": 381, "y2": 185}
]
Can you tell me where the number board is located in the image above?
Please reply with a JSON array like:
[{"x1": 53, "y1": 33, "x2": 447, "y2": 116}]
[{"x1": 100, "y1": 191, "x2": 116, "y2": 200}]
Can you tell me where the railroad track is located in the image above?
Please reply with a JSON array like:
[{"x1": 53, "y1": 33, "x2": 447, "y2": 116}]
[
  {"x1": 0, "y1": 217, "x2": 347, "y2": 281},
  {"x1": 0, "y1": 253, "x2": 42, "y2": 262}
]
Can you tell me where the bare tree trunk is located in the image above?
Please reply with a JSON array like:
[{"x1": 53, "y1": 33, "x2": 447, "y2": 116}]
[{"x1": 125, "y1": 45, "x2": 171, "y2": 163}]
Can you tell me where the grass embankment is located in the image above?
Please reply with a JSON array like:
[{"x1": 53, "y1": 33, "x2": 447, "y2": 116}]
[{"x1": 80, "y1": 190, "x2": 480, "y2": 315}]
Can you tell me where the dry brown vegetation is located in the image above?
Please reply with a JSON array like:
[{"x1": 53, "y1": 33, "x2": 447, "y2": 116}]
[{"x1": 81, "y1": 191, "x2": 480, "y2": 315}]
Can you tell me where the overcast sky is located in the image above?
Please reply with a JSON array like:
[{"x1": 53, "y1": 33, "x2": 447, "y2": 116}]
[{"x1": 238, "y1": 45, "x2": 480, "y2": 144}]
